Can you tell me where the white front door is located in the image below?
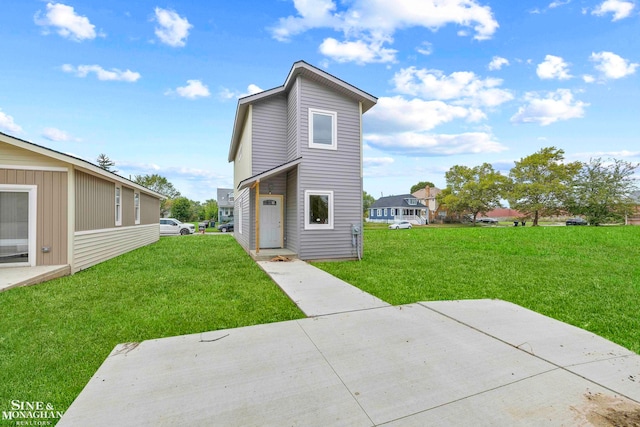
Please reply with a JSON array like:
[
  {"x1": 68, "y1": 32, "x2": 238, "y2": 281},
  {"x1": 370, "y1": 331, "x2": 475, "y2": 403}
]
[{"x1": 259, "y1": 196, "x2": 282, "y2": 249}]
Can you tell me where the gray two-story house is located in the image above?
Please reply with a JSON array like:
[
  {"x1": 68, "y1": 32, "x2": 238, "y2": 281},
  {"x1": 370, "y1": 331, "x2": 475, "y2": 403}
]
[
  {"x1": 216, "y1": 188, "x2": 234, "y2": 223},
  {"x1": 228, "y1": 61, "x2": 377, "y2": 260}
]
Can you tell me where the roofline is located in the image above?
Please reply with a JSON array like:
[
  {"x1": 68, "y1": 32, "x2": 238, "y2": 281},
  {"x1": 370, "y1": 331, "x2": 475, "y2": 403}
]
[
  {"x1": 0, "y1": 131, "x2": 165, "y2": 199},
  {"x1": 228, "y1": 60, "x2": 378, "y2": 162}
]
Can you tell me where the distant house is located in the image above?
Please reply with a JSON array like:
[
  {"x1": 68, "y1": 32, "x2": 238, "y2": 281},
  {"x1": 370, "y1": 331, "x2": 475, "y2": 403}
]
[
  {"x1": 627, "y1": 191, "x2": 640, "y2": 225},
  {"x1": 228, "y1": 61, "x2": 377, "y2": 260},
  {"x1": 216, "y1": 188, "x2": 234, "y2": 223},
  {"x1": 0, "y1": 131, "x2": 164, "y2": 276},
  {"x1": 412, "y1": 186, "x2": 442, "y2": 223},
  {"x1": 368, "y1": 195, "x2": 428, "y2": 225}
]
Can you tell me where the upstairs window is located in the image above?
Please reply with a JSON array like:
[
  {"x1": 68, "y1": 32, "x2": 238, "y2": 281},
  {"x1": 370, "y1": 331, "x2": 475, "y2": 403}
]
[
  {"x1": 407, "y1": 198, "x2": 417, "y2": 206},
  {"x1": 309, "y1": 109, "x2": 337, "y2": 150}
]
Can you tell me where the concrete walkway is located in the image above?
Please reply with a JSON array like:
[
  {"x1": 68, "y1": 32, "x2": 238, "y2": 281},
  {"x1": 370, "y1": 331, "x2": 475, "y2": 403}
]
[
  {"x1": 58, "y1": 261, "x2": 640, "y2": 426},
  {"x1": 257, "y1": 259, "x2": 389, "y2": 316}
]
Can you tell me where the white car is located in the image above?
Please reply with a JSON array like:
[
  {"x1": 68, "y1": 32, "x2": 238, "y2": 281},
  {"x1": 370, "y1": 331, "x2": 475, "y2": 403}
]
[
  {"x1": 388, "y1": 221, "x2": 412, "y2": 230},
  {"x1": 160, "y1": 218, "x2": 195, "y2": 235}
]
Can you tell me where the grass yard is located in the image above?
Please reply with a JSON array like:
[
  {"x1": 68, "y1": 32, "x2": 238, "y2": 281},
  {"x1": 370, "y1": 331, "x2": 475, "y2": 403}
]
[
  {"x1": 314, "y1": 225, "x2": 640, "y2": 354},
  {"x1": 0, "y1": 235, "x2": 304, "y2": 415}
]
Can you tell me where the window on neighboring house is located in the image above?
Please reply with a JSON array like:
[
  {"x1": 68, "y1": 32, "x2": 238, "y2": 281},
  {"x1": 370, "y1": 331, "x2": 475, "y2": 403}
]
[
  {"x1": 377, "y1": 208, "x2": 381, "y2": 217},
  {"x1": 228, "y1": 192, "x2": 234, "y2": 202},
  {"x1": 407, "y1": 198, "x2": 417, "y2": 206},
  {"x1": 383, "y1": 208, "x2": 387, "y2": 216},
  {"x1": 305, "y1": 190, "x2": 333, "y2": 229},
  {"x1": 134, "y1": 192, "x2": 140, "y2": 224},
  {"x1": 115, "y1": 186, "x2": 122, "y2": 226},
  {"x1": 309, "y1": 109, "x2": 337, "y2": 150}
]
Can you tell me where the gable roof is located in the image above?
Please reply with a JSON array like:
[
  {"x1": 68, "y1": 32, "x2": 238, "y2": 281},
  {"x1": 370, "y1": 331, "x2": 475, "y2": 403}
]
[
  {"x1": 371, "y1": 194, "x2": 427, "y2": 209},
  {"x1": 228, "y1": 60, "x2": 378, "y2": 162},
  {"x1": 0, "y1": 131, "x2": 164, "y2": 199}
]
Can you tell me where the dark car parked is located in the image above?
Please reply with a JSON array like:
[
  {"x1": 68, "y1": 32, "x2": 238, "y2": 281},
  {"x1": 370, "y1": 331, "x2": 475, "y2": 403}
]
[
  {"x1": 218, "y1": 222, "x2": 234, "y2": 232},
  {"x1": 566, "y1": 218, "x2": 588, "y2": 226}
]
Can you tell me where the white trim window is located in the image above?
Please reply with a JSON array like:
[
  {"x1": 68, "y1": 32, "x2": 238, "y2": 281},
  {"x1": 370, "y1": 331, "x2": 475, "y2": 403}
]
[
  {"x1": 304, "y1": 190, "x2": 333, "y2": 230},
  {"x1": 308, "y1": 108, "x2": 337, "y2": 150},
  {"x1": 134, "y1": 192, "x2": 140, "y2": 225},
  {"x1": 115, "y1": 186, "x2": 122, "y2": 226},
  {"x1": 377, "y1": 208, "x2": 382, "y2": 217}
]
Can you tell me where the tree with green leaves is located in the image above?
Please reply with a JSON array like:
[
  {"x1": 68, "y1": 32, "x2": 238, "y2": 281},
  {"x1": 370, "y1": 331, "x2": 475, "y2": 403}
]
[
  {"x1": 171, "y1": 197, "x2": 192, "y2": 222},
  {"x1": 202, "y1": 199, "x2": 218, "y2": 222},
  {"x1": 133, "y1": 174, "x2": 181, "y2": 217},
  {"x1": 437, "y1": 163, "x2": 508, "y2": 225},
  {"x1": 410, "y1": 181, "x2": 435, "y2": 194},
  {"x1": 566, "y1": 157, "x2": 639, "y2": 225},
  {"x1": 363, "y1": 191, "x2": 375, "y2": 217},
  {"x1": 96, "y1": 154, "x2": 117, "y2": 173},
  {"x1": 507, "y1": 147, "x2": 582, "y2": 226}
]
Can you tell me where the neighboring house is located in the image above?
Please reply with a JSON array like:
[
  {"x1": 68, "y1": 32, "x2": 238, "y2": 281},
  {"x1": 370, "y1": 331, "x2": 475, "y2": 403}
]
[
  {"x1": 412, "y1": 186, "x2": 442, "y2": 223},
  {"x1": 228, "y1": 61, "x2": 377, "y2": 260},
  {"x1": 0, "y1": 131, "x2": 164, "y2": 275},
  {"x1": 483, "y1": 208, "x2": 525, "y2": 221},
  {"x1": 216, "y1": 188, "x2": 234, "y2": 223},
  {"x1": 368, "y1": 195, "x2": 428, "y2": 225},
  {"x1": 627, "y1": 191, "x2": 640, "y2": 225}
]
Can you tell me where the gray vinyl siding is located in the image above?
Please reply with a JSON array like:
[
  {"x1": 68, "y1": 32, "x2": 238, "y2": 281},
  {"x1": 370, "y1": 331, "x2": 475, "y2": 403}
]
[
  {"x1": 287, "y1": 79, "x2": 299, "y2": 161},
  {"x1": 297, "y1": 77, "x2": 363, "y2": 260},
  {"x1": 234, "y1": 188, "x2": 250, "y2": 251},
  {"x1": 251, "y1": 96, "x2": 288, "y2": 174},
  {"x1": 285, "y1": 168, "x2": 299, "y2": 253}
]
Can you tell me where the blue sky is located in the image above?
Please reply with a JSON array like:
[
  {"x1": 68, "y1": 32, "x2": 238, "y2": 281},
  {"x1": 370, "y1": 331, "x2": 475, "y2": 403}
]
[{"x1": 1, "y1": 0, "x2": 638, "y2": 201}]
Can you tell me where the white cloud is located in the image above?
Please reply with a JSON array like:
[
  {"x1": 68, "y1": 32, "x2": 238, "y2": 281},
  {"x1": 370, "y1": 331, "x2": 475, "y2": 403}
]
[
  {"x1": 154, "y1": 7, "x2": 192, "y2": 47},
  {"x1": 34, "y1": 2, "x2": 99, "y2": 41},
  {"x1": 366, "y1": 131, "x2": 507, "y2": 156},
  {"x1": 42, "y1": 127, "x2": 71, "y2": 142},
  {"x1": 367, "y1": 96, "x2": 481, "y2": 133},
  {"x1": 590, "y1": 51, "x2": 639, "y2": 79},
  {"x1": 549, "y1": 0, "x2": 571, "y2": 8},
  {"x1": 218, "y1": 84, "x2": 264, "y2": 100},
  {"x1": 364, "y1": 157, "x2": 395, "y2": 167},
  {"x1": 582, "y1": 74, "x2": 596, "y2": 83},
  {"x1": 488, "y1": 56, "x2": 509, "y2": 71},
  {"x1": 510, "y1": 89, "x2": 588, "y2": 126},
  {"x1": 270, "y1": 0, "x2": 498, "y2": 64},
  {"x1": 536, "y1": 55, "x2": 572, "y2": 80},
  {"x1": 170, "y1": 80, "x2": 211, "y2": 99},
  {"x1": 416, "y1": 41, "x2": 433, "y2": 56},
  {"x1": 592, "y1": 0, "x2": 635, "y2": 21},
  {"x1": 0, "y1": 109, "x2": 22, "y2": 133},
  {"x1": 62, "y1": 64, "x2": 141, "y2": 82},
  {"x1": 319, "y1": 37, "x2": 397, "y2": 64},
  {"x1": 392, "y1": 67, "x2": 513, "y2": 107}
]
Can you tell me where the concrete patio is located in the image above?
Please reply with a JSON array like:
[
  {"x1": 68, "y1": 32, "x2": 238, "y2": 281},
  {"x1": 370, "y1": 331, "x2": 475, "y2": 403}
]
[
  {"x1": 0, "y1": 265, "x2": 69, "y2": 292},
  {"x1": 58, "y1": 260, "x2": 640, "y2": 426}
]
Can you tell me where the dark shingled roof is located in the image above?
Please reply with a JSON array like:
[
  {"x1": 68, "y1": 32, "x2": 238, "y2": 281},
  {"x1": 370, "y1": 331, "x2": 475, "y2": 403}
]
[{"x1": 371, "y1": 194, "x2": 427, "y2": 209}]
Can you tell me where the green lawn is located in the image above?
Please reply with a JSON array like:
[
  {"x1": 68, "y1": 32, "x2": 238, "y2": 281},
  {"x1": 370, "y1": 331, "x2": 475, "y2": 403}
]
[
  {"x1": 314, "y1": 225, "x2": 640, "y2": 354},
  {"x1": 0, "y1": 235, "x2": 304, "y2": 415}
]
